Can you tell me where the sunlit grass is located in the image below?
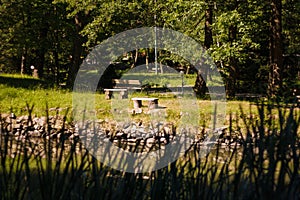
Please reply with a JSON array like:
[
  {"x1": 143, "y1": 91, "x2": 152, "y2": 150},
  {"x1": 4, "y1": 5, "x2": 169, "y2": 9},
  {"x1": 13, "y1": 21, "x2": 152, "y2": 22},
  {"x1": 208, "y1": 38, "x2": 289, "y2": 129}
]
[
  {"x1": 0, "y1": 84, "x2": 72, "y2": 117},
  {"x1": 0, "y1": 73, "x2": 298, "y2": 138},
  {"x1": 0, "y1": 87, "x2": 299, "y2": 199},
  {"x1": 1, "y1": 82, "x2": 297, "y2": 133}
]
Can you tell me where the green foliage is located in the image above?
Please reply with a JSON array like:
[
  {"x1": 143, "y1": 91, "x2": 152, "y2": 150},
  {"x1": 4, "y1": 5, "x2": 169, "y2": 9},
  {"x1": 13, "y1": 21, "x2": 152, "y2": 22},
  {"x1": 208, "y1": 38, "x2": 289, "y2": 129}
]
[
  {"x1": 0, "y1": 0, "x2": 299, "y2": 96},
  {"x1": 0, "y1": 0, "x2": 74, "y2": 82},
  {"x1": 211, "y1": 10, "x2": 259, "y2": 64}
]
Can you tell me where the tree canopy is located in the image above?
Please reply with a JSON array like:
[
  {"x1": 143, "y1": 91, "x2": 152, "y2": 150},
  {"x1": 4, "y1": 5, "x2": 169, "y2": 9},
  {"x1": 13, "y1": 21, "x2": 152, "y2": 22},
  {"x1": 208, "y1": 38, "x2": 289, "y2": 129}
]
[{"x1": 0, "y1": 0, "x2": 299, "y2": 98}]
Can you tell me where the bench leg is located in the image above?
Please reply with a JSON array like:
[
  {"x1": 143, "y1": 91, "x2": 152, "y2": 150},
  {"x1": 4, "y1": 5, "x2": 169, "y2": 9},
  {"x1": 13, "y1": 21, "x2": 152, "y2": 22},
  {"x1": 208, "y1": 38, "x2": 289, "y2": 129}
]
[
  {"x1": 133, "y1": 100, "x2": 142, "y2": 108},
  {"x1": 105, "y1": 91, "x2": 112, "y2": 100},
  {"x1": 148, "y1": 99, "x2": 158, "y2": 109},
  {"x1": 132, "y1": 100, "x2": 143, "y2": 114},
  {"x1": 120, "y1": 90, "x2": 128, "y2": 99}
]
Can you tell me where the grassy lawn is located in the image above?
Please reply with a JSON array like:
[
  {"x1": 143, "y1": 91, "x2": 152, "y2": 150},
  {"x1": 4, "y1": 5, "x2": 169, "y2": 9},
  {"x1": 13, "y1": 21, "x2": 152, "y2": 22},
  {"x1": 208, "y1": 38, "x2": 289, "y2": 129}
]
[
  {"x1": 1, "y1": 74, "x2": 297, "y2": 129},
  {"x1": 0, "y1": 76, "x2": 246, "y2": 119},
  {"x1": 0, "y1": 83, "x2": 72, "y2": 117},
  {"x1": 0, "y1": 74, "x2": 299, "y2": 199}
]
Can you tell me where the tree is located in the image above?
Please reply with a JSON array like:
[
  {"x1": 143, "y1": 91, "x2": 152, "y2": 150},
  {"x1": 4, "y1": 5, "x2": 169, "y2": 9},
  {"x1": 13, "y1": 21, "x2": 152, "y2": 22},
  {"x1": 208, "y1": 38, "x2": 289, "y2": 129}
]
[
  {"x1": 268, "y1": 0, "x2": 283, "y2": 97},
  {"x1": 1, "y1": 0, "x2": 298, "y2": 96},
  {"x1": 0, "y1": 0, "x2": 32, "y2": 73},
  {"x1": 195, "y1": 1, "x2": 214, "y2": 96},
  {"x1": 210, "y1": 0, "x2": 261, "y2": 97},
  {"x1": 0, "y1": 0, "x2": 74, "y2": 84}
]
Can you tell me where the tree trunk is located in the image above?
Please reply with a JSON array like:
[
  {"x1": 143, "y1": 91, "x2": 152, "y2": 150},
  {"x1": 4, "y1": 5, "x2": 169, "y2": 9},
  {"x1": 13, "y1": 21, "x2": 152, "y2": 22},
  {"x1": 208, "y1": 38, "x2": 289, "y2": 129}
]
[
  {"x1": 268, "y1": 0, "x2": 283, "y2": 97},
  {"x1": 203, "y1": 2, "x2": 214, "y2": 82},
  {"x1": 146, "y1": 49, "x2": 149, "y2": 71},
  {"x1": 53, "y1": 5, "x2": 60, "y2": 85},
  {"x1": 195, "y1": 71, "x2": 207, "y2": 97},
  {"x1": 36, "y1": 22, "x2": 48, "y2": 78},
  {"x1": 131, "y1": 49, "x2": 138, "y2": 68},
  {"x1": 54, "y1": 48, "x2": 59, "y2": 85},
  {"x1": 20, "y1": 47, "x2": 27, "y2": 75},
  {"x1": 227, "y1": 24, "x2": 238, "y2": 97},
  {"x1": 67, "y1": 14, "x2": 85, "y2": 88},
  {"x1": 36, "y1": 47, "x2": 46, "y2": 78},
  {"x1": 204, "y1": 3, "x2": 213, "y2": 50},
  {"x1": 20, "y1": 1, "x2": 27, "y2": 75},
  {"x1": 195, "y1": 2, "x2": 213, "y2": 96}
]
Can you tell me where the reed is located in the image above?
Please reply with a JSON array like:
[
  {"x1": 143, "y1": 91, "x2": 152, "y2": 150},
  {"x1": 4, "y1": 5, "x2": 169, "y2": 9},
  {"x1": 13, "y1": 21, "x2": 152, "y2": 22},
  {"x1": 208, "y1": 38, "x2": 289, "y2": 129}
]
[{"x1": 0, "y1": 101, "x2": 299, "y2": 199}]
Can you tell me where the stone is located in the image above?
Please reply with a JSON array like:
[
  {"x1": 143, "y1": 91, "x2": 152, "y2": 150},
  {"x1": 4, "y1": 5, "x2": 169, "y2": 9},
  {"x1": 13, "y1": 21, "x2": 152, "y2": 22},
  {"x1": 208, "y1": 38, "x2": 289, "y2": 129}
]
[
  {"x1": 123, "y1": 122, "x2": 131, "y2": 129},
  {"x1": 31, "y1": 130, "x2": 42, "y2": 137},
  {"x1": 136, "y1": 136, "x2": 143, "y2": 141},
  {"x1": 160, "y1": 137, "x2": 167, "y2": 144},
  {"x1": 116, "y1": 131, "x2": 125, "y2": 138},
  {"x1": 113, "y1": 139, "x2": 120, "y2": 144},
  {"x1": 127, "y1": 138, "x2": 137, "y2": 143},
  {"x1": 123, "y1": 127, "x2": 131, "y2": 134},
  {"x1": 50, "y1": 133, "x2": 58, "y2": 139},
  {"x1": 146, "y1": 137, "x2": 156, "y2": 144},
  {"x1": 145, "y1": 133, "x2": 154, "y2": 138},
  {"x1": 13, "y1": 123, "x2": 21, "y2": 130}
]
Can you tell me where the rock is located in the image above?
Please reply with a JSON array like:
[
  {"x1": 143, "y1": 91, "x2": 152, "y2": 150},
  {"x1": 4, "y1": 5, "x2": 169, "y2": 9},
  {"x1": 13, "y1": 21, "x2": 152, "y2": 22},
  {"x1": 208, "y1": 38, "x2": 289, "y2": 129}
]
[
  {"x1": 33, "y1": 124, "x2": 40, "y2": 130},
  {"x1": 49, "y1": 133, "x2": 58, "y2": 139},
  {"x1": 160, "y1": 137, "x2": 168, "y2": 144},
  {"x1": 13, "y1": 123, "x2": 21, "y2": 130},
  {"x1": 113, "y1": 139, "x2": 120, "y2": 144},
  {"x1": 130, "y1": 125, "x2": 137, "y2": 133},
  {"x1": 53, "y1": 124, "x2": 62, "y2": 130},
  {"x1": 145, "y1": 133, "x2": 154, "y2": 138},
  {"x1": 5, "y1": 117, "x2": 13, "y2": 124},
  {"x1": 115, "y1": 131, "x2": 125, "y2": 138},
  {"x1": 137, "y1": 127, "x2": 146, "y2": 134},
  {"x1": 17, "y1": 116, "x2": 27, "y2": 123},
  {"x1": 123, "y1": 127, "x2": 131, "y2": 134},
  {"x1": 31, "y1": 130, "x2": 42, "y2": 137},
  {"x1": 10, "y1": 113, "x2": 16, "y2": 119},
  {"x1": 152, "y1": 128, "x2": 159, "y2": 136},
  {"x1": 136, "y1": 136, "x2": 143, "y2": 141},
  {"x1": 122, "y1": 122, "x2": 131, "y2": 129},
  {"x1": 1, "y1": 113, "x2": 10, "y2": 120},
  {"x1": 127, "y1": 138, "x2": 137, "y2": 143},
  {"x1": 146, "y1": 137, "x2": 156, "y2": 144}
]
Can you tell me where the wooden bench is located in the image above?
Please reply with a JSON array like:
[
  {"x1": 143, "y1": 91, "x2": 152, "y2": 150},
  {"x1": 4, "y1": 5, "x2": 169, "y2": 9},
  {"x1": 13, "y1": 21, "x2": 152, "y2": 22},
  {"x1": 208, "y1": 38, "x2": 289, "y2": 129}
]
[
  {"x1": 131, "y1": 97, "x2": 159, "y2": 113},
  {"x1": 104, "y1": 79, "x2": 142, "y2": 99},
  {"x1": 113, "y1": 79, "x2": 142, "y2": 90}
]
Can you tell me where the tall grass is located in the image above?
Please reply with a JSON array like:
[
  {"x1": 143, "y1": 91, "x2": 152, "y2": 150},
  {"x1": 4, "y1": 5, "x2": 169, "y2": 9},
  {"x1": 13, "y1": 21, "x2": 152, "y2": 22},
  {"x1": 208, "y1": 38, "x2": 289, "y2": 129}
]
[{"x1": 0, "y1": 101, "x2": 299, "y2": 200}]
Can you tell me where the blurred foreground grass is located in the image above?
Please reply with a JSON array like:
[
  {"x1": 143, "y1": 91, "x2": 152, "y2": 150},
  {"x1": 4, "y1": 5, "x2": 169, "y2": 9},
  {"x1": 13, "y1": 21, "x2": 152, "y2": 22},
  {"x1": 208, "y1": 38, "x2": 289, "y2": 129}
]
[{"x1": 0, "y1": 101, "x2": 299, "y2": 199}]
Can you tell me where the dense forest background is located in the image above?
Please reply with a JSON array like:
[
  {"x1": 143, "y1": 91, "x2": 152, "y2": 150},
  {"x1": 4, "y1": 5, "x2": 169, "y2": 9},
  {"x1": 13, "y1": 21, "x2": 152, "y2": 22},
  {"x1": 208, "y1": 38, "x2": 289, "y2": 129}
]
[{"x1": 0, "y1": 0, "x2": 299, "y2": 98}]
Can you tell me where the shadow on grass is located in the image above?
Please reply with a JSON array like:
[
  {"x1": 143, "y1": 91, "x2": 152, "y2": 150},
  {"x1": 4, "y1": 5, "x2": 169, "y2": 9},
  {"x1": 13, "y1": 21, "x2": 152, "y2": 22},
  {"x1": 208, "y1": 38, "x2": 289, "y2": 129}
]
[{"x1": 0, "y1": 74, "x2": 51, "y2": 89}]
